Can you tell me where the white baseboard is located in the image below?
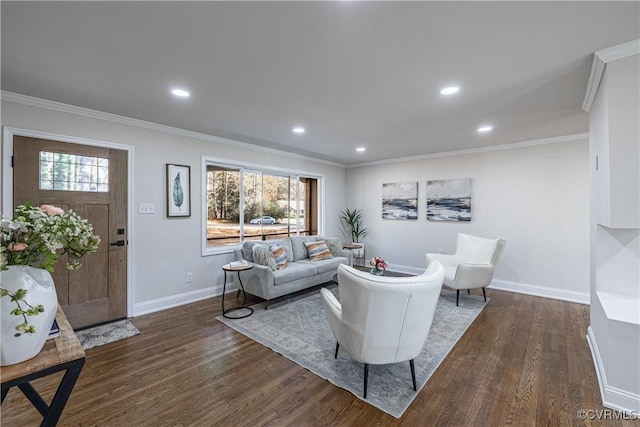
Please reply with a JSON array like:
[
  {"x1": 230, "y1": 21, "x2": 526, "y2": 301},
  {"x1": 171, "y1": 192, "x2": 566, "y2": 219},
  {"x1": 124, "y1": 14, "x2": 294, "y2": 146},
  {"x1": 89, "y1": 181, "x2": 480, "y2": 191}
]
[
  {"x1": 132, "y1": 283, "x2": 235, "y2": 317},
  {"x1": 489, "y1": 279, "x2": 590, "y2": 305},
  {"x1": 587, "y1": 326, "x2": 640, "y2": 414},
  {"x1": 134, "y1": 270, "x2": 590, "y2": 316}
]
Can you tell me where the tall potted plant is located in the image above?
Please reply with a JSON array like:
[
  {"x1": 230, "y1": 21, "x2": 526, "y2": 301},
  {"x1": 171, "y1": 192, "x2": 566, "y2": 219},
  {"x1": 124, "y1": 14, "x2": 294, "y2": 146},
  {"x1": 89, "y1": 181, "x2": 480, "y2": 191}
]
[
  {"x1": 340, "y1": 208, "x2": 368, "y2": 260},
  {"x1": 1, "y1": 203, "x2": 100, "y2": 365},
  {"x1": 340, "y1": 208, "x2": 368, "y2": 243}
]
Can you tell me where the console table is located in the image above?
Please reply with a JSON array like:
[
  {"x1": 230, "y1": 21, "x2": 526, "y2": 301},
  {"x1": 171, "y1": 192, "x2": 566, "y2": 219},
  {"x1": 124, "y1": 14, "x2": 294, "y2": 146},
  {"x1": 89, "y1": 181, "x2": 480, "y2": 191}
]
[{"x1": 1, "y1": 305, "x2": 85, "y2": 426}]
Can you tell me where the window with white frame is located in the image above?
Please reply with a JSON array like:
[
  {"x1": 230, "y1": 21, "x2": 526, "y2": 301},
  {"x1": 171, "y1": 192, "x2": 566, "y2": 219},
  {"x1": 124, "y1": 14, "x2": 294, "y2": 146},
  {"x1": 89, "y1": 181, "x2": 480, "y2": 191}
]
[{"x1": 204, "y1": 160, "x2": 320, "y2": 252}]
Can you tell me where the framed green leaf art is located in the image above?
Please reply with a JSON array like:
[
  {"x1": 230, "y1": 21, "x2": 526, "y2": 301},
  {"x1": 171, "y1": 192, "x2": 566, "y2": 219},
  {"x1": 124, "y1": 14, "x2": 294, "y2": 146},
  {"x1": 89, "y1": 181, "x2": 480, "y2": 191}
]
[{"x1": 166, "y1": 164, "x2": 191, "y2": 217}]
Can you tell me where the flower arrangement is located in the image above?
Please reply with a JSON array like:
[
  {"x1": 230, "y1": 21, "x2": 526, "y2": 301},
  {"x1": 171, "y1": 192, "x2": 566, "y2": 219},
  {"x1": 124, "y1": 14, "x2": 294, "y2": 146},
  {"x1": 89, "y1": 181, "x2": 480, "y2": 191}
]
[
  {"x1": 369, "y1": 256, "x2": 388, "y2": 275},
  {"x1": 1, "y1": 202, "x2": 101, "y2": 335},
  {"x1": 1, "y1": 202, "x2": 101, "y2": 272}
]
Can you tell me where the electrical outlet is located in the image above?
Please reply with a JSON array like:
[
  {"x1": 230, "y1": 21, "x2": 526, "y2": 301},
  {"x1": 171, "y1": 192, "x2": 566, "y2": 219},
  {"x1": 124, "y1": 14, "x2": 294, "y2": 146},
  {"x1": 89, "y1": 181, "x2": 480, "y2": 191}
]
[{"x1": 186, "y1": 272, "x2": 193, "y2": 283}]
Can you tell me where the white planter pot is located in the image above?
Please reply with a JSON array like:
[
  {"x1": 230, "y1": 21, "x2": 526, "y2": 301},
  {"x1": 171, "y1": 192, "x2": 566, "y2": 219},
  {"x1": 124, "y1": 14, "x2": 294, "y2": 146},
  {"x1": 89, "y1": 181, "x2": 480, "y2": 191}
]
[
  {"x1": 351, "y1": 242, "x2": 364, "y2": 258},
  {"x1": 1, "y1": 266, "x2": 58, "y2": 366}
]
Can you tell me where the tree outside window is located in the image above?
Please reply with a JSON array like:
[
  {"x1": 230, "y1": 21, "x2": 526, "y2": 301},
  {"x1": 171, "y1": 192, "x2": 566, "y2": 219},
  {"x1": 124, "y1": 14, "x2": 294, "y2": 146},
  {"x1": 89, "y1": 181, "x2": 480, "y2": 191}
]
[{"x1": 206, "y1": 164, "x2": 318, "y2": 247}]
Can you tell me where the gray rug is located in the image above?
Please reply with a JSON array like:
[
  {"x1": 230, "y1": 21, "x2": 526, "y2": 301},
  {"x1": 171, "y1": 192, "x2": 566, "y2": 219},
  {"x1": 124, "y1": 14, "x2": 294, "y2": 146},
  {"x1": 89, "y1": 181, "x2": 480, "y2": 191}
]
[
  {"x1": 76, "y1": 319, "x2": 140, "y2": 350},
  {"x1": 217, "y1": 286, "x2": 487, "y2": 418}
]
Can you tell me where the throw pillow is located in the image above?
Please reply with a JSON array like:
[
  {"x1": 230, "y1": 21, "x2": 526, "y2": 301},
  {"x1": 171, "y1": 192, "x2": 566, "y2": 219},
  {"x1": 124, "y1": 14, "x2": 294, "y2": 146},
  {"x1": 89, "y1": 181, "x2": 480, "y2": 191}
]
[
  {"x1": 270, "y1": 241, "x2": 289, "y2": 270},
  {"x1": 252, "y1": 244, "x2": 277, "y2": 271},
  {"x1": 325, "y1": 238, "x2": 343, "y2": 258},
  {"x1": 304, "y1": 240, "x2": 333, "y2": 261}
]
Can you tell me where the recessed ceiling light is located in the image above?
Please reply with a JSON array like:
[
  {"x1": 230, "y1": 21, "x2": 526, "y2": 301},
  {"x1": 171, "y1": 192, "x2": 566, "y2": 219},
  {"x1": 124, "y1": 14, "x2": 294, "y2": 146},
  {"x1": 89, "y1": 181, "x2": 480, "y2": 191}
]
[
  {"x1": 440, "y1": 86, "x2": 460, "y2": 95},
  {"x1": 171, "y1": 88, "x2": 190, "y2": 98},
  {"x1": 292, "y1": 127, "x2": 305, "y2": 134},
  {"x1": 356, "y1": 147, "x2": 366, "y2": 152},
  {"x1": 478, "y1": 125, "x2": 493, "y2": 133}
]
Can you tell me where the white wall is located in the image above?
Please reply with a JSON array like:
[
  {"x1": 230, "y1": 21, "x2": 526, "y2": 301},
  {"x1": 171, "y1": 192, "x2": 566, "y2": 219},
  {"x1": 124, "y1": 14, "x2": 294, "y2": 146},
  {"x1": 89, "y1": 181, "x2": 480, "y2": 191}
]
[
  {"x1": 0, "y1": 94, "x2": 592, "y2": 313},
  {"x1": 1, "y1": 97, "x2": 347, "y2": 315},
  {"x1": 345, "y1": 138, "x2": 590, "y2": 302}
]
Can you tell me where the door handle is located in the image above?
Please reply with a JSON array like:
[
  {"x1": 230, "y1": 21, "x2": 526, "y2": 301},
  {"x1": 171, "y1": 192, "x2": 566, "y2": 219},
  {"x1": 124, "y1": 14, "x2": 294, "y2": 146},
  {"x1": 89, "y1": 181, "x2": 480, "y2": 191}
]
[{"x1": 110, "y1": 240, "x2": 125, "y2": 247}]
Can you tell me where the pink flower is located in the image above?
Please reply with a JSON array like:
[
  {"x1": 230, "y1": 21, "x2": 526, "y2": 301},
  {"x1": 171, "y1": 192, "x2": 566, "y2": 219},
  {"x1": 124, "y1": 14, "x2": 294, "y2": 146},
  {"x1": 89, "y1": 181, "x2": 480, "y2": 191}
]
[
  {"x1": 369, "y1": 257, "x2": 388, "y2": 270},
  {"x1": 7, "y1": 242, "x2": 29, "y2": 251},
  {"x1": 40, "y1": 205, "x2": 64, "y2": 215}
]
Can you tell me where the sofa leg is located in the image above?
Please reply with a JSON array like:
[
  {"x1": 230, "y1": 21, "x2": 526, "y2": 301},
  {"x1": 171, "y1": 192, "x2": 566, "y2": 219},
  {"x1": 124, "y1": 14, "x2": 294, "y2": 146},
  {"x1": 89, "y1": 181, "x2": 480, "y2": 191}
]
[
  {"x1": 456, "y1": 290, "x2": 460, "y2": 306},
  {"x1": 482, "y1": 287, "x2": 487, "y2": 302},
  {"x1": 335, "y1": 342, "x2": 339, "y2": 359},
  {"x1": 264, "y1": 300, "x2": 270, "y2": 310}
]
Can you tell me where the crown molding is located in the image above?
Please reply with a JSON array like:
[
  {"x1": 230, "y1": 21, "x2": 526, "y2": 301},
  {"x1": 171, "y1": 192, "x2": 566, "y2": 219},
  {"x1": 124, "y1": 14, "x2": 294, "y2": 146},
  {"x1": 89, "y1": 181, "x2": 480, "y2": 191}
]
[
  {"x1": 582, "y1": 39, "x2": 640, "y2": 112},
  {"x1": 597, "y1": 39, "x2": 640, "y2": 63},
  {"x1": 347, "y1": 133, "x2": 589, "y2": 168},
  {"x1": 0, "y1": 91, "x2": 346, "y2": 169}
]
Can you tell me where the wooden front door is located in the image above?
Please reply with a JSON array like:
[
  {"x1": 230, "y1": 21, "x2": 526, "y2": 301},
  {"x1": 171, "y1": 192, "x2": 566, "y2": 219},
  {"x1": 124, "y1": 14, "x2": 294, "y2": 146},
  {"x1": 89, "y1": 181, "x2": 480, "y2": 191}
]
[{"x1": 12, "y1": 136, "x2": 127, "y2": 329}]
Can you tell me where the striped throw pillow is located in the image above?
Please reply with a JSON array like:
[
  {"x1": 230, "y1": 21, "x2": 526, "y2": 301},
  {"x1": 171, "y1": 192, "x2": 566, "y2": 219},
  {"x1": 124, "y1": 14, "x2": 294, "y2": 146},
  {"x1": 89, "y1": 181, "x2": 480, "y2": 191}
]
[
  {"x1": 304, "y1": 240, "x2": 333, "y2": 261},
  {"x1": 270, "y1": 241, "x2": 289, "y2": 270}
]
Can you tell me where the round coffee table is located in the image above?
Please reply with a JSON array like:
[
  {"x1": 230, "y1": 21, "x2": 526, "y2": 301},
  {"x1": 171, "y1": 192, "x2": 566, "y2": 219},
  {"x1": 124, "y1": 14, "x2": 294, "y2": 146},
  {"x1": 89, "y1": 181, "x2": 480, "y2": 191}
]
[{"x1": 221, "y1": 263, "x2": 254, "y2": 319}]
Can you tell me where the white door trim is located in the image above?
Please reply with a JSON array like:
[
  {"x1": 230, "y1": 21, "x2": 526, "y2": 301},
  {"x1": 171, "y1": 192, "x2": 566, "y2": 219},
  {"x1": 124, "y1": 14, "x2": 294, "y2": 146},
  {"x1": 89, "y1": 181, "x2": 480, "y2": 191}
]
[{"x1": 2, "y1": 126, "x2": 135, "y2": 319}]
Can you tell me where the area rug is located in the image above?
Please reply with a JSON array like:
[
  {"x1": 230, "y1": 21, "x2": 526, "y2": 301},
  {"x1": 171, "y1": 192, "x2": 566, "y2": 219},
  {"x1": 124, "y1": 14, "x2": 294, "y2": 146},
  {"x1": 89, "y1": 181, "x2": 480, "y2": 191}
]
[
  {"x1": 75, "y1": 319, "x2": 140, "y2": 350},
  {"x1": 216, "y1": 286, "x2": 487, "y2": 418}
]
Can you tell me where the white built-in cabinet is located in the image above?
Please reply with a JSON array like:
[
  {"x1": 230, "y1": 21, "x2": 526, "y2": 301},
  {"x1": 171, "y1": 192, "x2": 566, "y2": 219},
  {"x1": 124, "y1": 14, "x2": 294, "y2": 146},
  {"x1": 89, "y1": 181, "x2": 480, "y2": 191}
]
[
  {"x1": 591, "y1": 57, "x2": 639, "y2": 229},
  {"x1": 586, "y1": 43, "x2": 640, "y2": 414}
]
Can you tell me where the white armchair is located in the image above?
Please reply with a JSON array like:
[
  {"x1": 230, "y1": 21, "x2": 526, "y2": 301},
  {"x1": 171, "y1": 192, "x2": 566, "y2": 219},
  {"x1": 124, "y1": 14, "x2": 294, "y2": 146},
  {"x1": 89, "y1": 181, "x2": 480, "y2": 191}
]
[
  {"x1": 426, "y1": 233, "x2": 506, "y2": 306},
  {"x1": 320, "y1": 260, "x2": 444, "y2": 398}
]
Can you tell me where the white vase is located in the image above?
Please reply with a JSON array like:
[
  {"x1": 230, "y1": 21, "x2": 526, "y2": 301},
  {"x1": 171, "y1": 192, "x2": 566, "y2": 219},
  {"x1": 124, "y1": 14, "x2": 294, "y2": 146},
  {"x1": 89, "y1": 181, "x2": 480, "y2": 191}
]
[{"x1": 1, "y1": 266, "x2": 58, "y2": 366}]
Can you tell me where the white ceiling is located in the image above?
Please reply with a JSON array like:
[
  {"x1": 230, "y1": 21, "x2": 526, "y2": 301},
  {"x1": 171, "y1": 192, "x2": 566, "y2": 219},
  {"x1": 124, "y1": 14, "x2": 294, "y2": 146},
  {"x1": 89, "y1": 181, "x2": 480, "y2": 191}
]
[{"x1": 2, "y1": 2, "x2": 638, "y2": 165}]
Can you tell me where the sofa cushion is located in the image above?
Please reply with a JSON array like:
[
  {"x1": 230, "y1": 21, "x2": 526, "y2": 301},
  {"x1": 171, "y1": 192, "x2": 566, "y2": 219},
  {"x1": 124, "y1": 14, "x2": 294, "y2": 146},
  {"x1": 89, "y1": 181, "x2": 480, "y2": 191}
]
[
  {"x1": 297, "y1": 257, "x2": 347, "y2": 274},
  {"x1": 279, "y1": 238, "x2": 294, "y2": 263},
  {"x1": 270, "y1": 241, "x2": 289, "y2": 270},
  {"x1": 290, "y1": 236, "x2": 318, "y2": 261},
  {"x1": 273, "y1": 262, "x2": 317, "y2": 285},
  {"x1": 252, "y1": 244, "x2": 277, "y2": 271},
  {"x1": 304, "y1": 240, "x2": 333, "y2": 261}
]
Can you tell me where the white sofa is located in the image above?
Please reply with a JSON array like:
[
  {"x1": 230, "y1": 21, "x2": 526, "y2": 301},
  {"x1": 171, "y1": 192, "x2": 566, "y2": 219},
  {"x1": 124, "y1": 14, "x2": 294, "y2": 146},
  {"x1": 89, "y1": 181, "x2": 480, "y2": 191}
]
[{"x1": 233, "y1": 236, "x2": 351, "y2": 308}]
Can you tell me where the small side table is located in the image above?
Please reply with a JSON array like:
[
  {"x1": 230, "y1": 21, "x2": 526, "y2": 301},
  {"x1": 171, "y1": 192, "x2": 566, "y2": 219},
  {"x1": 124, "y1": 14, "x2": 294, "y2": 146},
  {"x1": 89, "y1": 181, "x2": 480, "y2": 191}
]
[
  {"x1": 222, "y1": 263, "x2": 254, "y2": 319},
  {"x1": 343, "y1": 243, "x2": 364, "y2": 267}
]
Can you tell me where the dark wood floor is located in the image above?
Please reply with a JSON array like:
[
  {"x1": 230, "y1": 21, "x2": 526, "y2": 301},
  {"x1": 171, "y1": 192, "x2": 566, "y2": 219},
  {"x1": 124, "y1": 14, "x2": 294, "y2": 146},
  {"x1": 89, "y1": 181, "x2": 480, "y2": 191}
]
[{"x1": 2, "y1": 286, "x2": 638, "y2": 426}]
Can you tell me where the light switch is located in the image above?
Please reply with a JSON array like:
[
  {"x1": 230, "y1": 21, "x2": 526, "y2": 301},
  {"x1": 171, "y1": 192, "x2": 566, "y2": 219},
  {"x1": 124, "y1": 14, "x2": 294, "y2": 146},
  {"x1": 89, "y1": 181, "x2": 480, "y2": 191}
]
[{"x1": 139, "y1": 203, "x2": 155, "y2": 214}]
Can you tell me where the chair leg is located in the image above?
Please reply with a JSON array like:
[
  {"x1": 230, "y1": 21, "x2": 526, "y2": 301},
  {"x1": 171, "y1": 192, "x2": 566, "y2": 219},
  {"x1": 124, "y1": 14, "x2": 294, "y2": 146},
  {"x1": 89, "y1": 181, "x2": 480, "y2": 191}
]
[
  {"x1": 363, "y1": 364, "x2": 369, "y2": 398},
  {"x1": 467, "y1": 289, "x2": 471, "y2": 295},
  {"x1": 334, "y1": 342, "x2": 339, "y2": 359},
  {"x1": 482, "y1": 287, "x2": 487, "y2": 302},
  {"x1": 409, "y1": 359, "x2": 417, "y2": 391},
  {"x1": 456, "y1": 290, "x2": 460, "y2": 306}
]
